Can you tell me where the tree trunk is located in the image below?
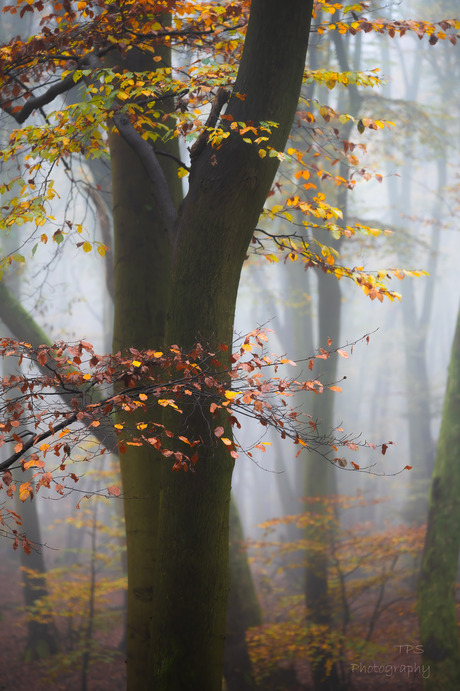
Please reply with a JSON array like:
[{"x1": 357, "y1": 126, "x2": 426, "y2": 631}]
[
  {"x1": 224, "y1": 498, "x2": 262, "y2": 691},
  {"x1": 108, "y1": 43, "x2": 183, "y2": 689},
  {"x1": 417, "y1": 304, "x2": 460, "y2": 690},
  {"x1": 153, "y1": 3, "x2": 313, "y2": 689},
  {"x1": 304, "y1": 269, "x2": 342, "y2": 691}
]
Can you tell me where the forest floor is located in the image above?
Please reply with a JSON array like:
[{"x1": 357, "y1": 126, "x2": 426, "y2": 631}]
[
  {"x1": 0, "y1": 554, "x2": 425, "y2": 691},
  {"x1": 0, "y1": 557, "x2": 126, "y2": 691}
]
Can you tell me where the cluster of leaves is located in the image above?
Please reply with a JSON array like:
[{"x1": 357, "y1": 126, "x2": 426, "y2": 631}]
[
  {"x1": 0, "y1": 331, "x2": 397, "y2": 538},
  {"x1": 253, "y1": 225, "x2": 429, "y2": 303},
  {"x1": 0, "y1": 0, "x2": 453, "y2": 296},
  {"x1": 312, "y1": 2, "x2": 460, "y2": 44},
  {"x1": 246, "y1": 493, "x2": 426, "y2": 685}
]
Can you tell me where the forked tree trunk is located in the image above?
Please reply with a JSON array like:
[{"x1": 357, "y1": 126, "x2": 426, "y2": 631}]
[{"x1": 152, "y1": 3, "x2": 313, "y2": 689}]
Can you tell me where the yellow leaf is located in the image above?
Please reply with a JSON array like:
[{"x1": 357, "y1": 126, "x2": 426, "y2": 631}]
[
  {"x1": 132, "y1": 360, "x2": 142, "y2": 367},
  {"x1": 224, "y1": 391, "x2": 241, "y2": 401},
  {"x1": 221, "y1": 437, "x2": 232, "y2": 446},
  {"x1": 19, "y1": 484, "x2": 32, "y2": 502},
  {"x1": 82, "y1": 241, "x2": 92, "y2": 252}
]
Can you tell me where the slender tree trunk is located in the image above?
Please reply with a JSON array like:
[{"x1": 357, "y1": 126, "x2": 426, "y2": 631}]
[
  {"x1": 418, "y1": 304, "x2": 460, "y2": 690},
  {"x1": 304, "y1": 269, "x2": 342, "y2": 691},
  {"x1": 303, "y1": 23, "x2": 358, "y2": 688}
]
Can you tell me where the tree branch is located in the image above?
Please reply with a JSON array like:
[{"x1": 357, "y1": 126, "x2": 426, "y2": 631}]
[
  {"x1": 0, "y1": 282, "x2": 118, "y2": 452},
  {"x1": 112, "y1": 111, "x2": 178, "y2": 242},
  {"x1": 2, "y1": 55, "x2": 96, "y2": 124}
]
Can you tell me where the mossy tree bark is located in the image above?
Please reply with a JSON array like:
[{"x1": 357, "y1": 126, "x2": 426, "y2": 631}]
[
  {"x1": 108, "y1": 44, "x2": 183, "y2": 689},
  {"x1": 152, "y1": 3, "x2": 313, "y2": 689},
  {"x1": 224, "y1": 498, "x2": 262, "y2": 691},
  {"x1": 417, "y1": 304, "x2": 460, "y2": 690}
]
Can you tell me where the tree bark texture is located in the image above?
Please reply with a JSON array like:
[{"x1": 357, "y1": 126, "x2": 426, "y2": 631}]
[
  {"x1": 153, "y1": 2, "x2": 313, "y2": 689},
  {"x1": 224, "y1": 498, "x2": 262, "y2": 691},
  {"x1": 418, "y1": 304, "x2": 460, "y2": 690},
  {"x1": 109, "y1": 44, "x2": 183, "y2": 690}
]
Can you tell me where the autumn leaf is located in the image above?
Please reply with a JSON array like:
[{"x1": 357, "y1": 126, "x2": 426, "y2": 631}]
[
  {"x1": 224, "y1": 390, "x2": 241, "y2": 401},
  {"x1": 337, "y1": 349, "x2": 349, "y2": 358},
  {"x1": 19, "y1": 482, "x2": 33, "y2": 502},
  {"x1": 107, "y1": 485, "x2": 121, "y2": 497}
]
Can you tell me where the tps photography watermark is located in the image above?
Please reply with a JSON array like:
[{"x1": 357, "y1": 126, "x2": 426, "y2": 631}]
[{"x1": 350, "y1": 645, "x2": 430, "y2": 679}]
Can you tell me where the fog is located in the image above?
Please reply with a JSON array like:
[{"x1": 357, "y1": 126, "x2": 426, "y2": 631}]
[{"x1": 0, "y1": 0, "x2": 459, "y2": 688}]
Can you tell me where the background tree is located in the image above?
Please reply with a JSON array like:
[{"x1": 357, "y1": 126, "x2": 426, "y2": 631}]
[{"x1": 418, "y1": 306, "x2": 460, "y2": 690}]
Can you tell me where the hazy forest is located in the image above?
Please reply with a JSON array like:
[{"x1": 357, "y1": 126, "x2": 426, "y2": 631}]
[{"x1": 0, "y1": 1, "x2": 459, "y2": 689}]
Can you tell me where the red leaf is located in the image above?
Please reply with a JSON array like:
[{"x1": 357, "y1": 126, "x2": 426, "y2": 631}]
[
  {"x1": 107, "y1": 485, "x2": 121, "y2": 497},
  {"x1": 381, "y1": 443, "x2": 388, "y2": 455},
  {"x1": 37, "y1": 350, "x2": 47, "y2": 367},
  {"x1": 214, "y1": 426, "x2": 225, "y2": 438}
]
